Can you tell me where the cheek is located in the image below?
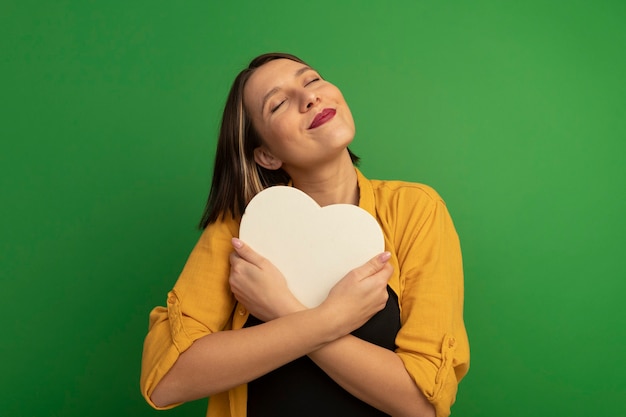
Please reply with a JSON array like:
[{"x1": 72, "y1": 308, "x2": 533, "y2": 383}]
[
  {"x1": 272, "y1": 116, "x2": 300, "y2": 141},
  {"x1": 329, "y1": 85, "x2": 348, "y2": 103},
  {"x1": 330, "y1": 89, "x2": 354, "y2": 125},
  {"x1": 251, "y1": 113, "x2": 287, "y2": 143},
  {"x1": 258, "y1": 121, "x2": 294, "y2": 155},
  {"x1": 339, "y1": 107, "x2": 356, "y2": 133},
  {"x1": 343, "y1": 106, "x2": 355, "y2": 124}
]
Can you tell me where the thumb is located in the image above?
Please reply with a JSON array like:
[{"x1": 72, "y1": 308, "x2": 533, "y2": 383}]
[
  {"x1": 356, "y1": 251, "x2": 392, "y2": 279},
  {"x1": 231, "y1": 237, "x2": 265, "y2": 265}
]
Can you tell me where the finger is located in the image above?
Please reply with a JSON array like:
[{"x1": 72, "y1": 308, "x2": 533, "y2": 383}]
[
  {"x1": 373, "y1": 262, "x2": 394, "y2": 284},
  {"x1": 231, "y1": 237, "x2": 266, "y2": 266},
  {"x1": 355, "y1": 251, "x2": 392, "y2": 280},
  {"x1": 229, "y1": 250, "x2": 239, "y2": 264}
]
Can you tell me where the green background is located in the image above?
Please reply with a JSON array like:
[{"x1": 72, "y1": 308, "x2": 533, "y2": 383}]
[{"x1": 2, "y1": 1, "x2": 624, "y2": 416}]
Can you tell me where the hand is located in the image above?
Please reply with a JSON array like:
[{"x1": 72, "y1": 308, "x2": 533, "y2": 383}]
[
  {"x1": 321, "y1": 252, "x2": 393, "y2": 336},
  {"x1": 229, "y1": 238, "x2": 306, "y2": 321}
]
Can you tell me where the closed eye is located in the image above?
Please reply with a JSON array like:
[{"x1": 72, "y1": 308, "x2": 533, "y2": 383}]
[
  {"x1": 306, "y1": 78, "x2": 321, "y2": 86},
  {"x1": 271, "y1": 100, "x2": 286, "y2": 113}
]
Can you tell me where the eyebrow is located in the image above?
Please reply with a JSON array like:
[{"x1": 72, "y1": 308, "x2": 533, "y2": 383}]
[{"x1": 260, "y1": 65, "x2": 314, "y2": 114}]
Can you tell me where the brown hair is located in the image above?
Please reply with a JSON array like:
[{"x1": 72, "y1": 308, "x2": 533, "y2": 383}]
[{"x1": 198, "y1": 52, "x2": 359, "y2": 228}]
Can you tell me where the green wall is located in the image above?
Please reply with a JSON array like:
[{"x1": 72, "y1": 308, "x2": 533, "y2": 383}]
[{"x1": 2, "y1": 1, "x2": 624, "y2": 416}]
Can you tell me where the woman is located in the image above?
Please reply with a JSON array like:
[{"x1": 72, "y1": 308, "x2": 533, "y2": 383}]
[{"x1": 140, "y1": 53, "x2": 469, "y2": 417}]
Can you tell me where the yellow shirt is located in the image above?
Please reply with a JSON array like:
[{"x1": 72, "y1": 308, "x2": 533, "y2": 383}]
[{"x1": 140, "y1": 169, "x2": 470, "y2": 417}]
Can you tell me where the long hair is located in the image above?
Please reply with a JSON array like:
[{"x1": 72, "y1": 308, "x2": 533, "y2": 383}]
[{"x1": 198, "y1": 53, "x2": 359, "y2": 228}]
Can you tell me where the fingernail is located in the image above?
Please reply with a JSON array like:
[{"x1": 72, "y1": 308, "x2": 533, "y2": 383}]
[
  {"x1": 378, "y1": 251, "x2": 391, "y2": 263},
  {"x1": 232, "y1": 237, "x2": 243, "y2": 249}
]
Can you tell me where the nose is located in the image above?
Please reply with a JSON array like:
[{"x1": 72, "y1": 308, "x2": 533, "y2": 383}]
[{"x1": 300, "y1": 89, "x2": 319, "y2": 112}]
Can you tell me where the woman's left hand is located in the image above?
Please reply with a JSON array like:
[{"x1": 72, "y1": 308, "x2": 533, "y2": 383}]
[{"x1": 229, "y1": 238, "x2": 305, "y2": 321}]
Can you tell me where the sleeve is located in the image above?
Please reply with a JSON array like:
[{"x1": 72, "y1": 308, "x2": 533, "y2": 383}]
[
  {"x1": 393, "y1": 189, "x2": 470, "y2": 417},
  {"x1": 139, "y1": 217, "x2": 240, "y2": 409}
]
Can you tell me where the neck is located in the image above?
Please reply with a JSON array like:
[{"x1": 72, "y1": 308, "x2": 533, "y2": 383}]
[{"x1": 288, "y1": 151, "x2": 359, "y2": 206}]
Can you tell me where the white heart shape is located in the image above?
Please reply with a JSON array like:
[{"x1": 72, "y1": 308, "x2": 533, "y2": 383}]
[{"x1": 239, "y1": 186, "x2": 384, "y2": 308}]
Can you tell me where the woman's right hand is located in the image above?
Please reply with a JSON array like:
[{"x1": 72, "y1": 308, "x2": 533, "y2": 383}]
[
  {"x1": 320, "y1": 252, "x2": 393, "y2": 337},
  {"x1": 229, "y1": 238, "x2": 305, "y2": 322}
]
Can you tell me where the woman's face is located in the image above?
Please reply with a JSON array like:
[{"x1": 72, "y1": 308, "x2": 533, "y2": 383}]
[{"x1": 243, "y1": 58, "x2": 355, "y2": 172}]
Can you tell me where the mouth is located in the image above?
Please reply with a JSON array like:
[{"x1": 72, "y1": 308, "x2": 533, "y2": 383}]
[{"x1": 308, "y1": 108, "x2": 336, "y2": 129}]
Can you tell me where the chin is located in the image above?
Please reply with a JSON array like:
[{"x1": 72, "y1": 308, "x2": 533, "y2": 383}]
[{"x1": 337, "y1": 129, "x2": 356, "y2": 148}]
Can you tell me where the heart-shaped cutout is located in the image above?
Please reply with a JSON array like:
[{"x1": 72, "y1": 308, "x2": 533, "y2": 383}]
[{"x1": 239, "y1": 186, "x2": 384, "y2": 308}]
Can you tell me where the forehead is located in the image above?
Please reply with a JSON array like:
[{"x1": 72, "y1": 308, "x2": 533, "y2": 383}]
[{"x1": 243, "y1": 59, "x2": 310, "y2": 109}]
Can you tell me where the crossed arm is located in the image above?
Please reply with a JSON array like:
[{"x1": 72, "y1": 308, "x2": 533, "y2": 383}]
[{"x1": 150, "y1": 238, "x2": 434, "y2": 417}]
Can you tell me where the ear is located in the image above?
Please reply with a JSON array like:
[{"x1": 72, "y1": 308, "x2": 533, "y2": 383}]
[{"x1": 253, "y1": 146, "x2": 283, "y2": 170}]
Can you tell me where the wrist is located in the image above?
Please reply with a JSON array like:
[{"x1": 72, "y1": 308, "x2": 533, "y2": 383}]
[
  {"x1": 276, "y1": 296, "x2": 307, "y2": 318},
  {"x1": 313, "y1": 301, "x2": 352, "y2": 343}
]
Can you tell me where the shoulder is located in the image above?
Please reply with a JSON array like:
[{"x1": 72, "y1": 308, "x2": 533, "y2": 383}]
[
  {"x1": 357, "y1": 168, "x2": 444, "y2": 209},
  {"x1": 361, "y1": 175, "x2": 452, "y2": 237},
  {"x1": 357, "y1": 168, "x2": 448, "y2": 225},
  {"x1": 368, "y1": 178, "x2": 446, "y2": 221},
  {"x1": 369, "y1": 178, "x2": 443, "y2": 203},
  {"x1": 198, "y1": 214, "x2": 241, "y2": 247}
]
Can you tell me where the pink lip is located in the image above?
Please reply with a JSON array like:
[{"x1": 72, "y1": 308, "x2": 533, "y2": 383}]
[{"x1": 308, "y1": 108, "x2": 336, "y2": 129}]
